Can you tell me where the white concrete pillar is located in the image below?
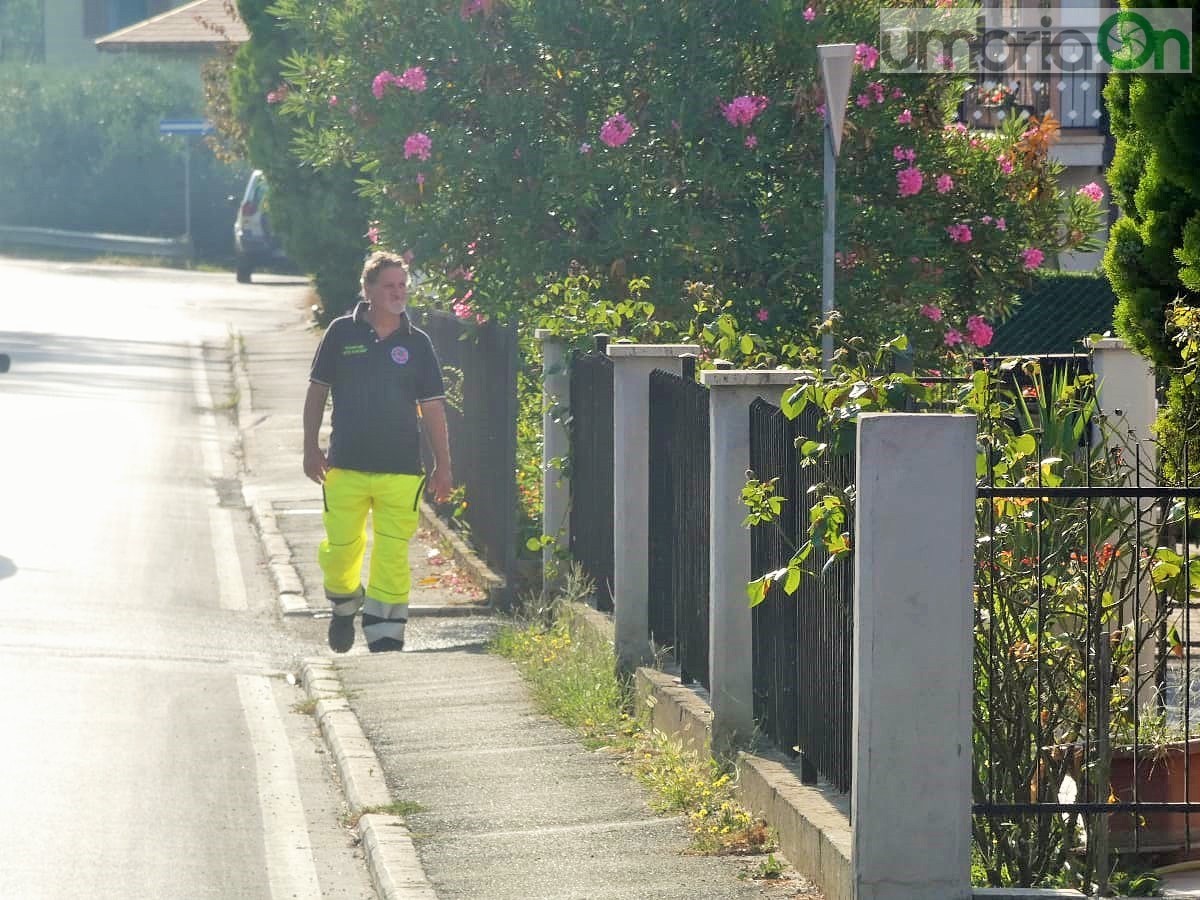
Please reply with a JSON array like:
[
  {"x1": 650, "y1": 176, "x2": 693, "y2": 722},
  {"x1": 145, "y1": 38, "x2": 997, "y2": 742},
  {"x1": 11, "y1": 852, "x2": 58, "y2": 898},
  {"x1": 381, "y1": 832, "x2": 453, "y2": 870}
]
[
  {"x1": 852, "y1": 413, "x2": 975, "y2": 900},
  {"x1": 536, "y1": 330, "x2": 570, "y2": 591},
  {"x1": 1087, "y1": 337, "x2": 1157, "y2": 459},
  {"x1": 700, "y1": 369, "x2": 805, "y2": 749},
  {"x1": 609, "y1": 343, "x2": 701, "y2": 674}
]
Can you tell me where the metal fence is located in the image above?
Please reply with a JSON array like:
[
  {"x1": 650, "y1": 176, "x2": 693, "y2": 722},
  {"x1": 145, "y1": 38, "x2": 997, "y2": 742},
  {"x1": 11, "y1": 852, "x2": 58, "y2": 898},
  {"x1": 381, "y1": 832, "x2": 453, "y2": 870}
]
[
  {"x1": 959, "y1": 71, "x2": 1106, "y2": 130},
  {"x1": 414, "y1": 309, "x2": 519, "y2": 595},
  {"x1": 569, "y1": 337, "x2": 615, "y2": 611},
  {"x1": 749, "y1": 398, "x2": 855, "y2": 793},
  {"x1": 647, "y1": 359, "x2": 711, "y2": 687},
  {"x1": 974, "y1": 438, "x2": 1200, "y2": 872}
]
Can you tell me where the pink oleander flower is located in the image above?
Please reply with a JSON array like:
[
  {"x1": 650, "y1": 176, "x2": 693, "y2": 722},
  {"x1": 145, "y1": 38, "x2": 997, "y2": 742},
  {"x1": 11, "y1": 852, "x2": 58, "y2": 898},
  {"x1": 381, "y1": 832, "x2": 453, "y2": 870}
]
[
  {"x1": 579, "y1": 142, "x2": 592, "y2": 154},
  {"x1": 981, "y1": 215, "x2": 993, "y2": 224},
  {"x1": 328, "y1": 95, "x2": 339, "y2": 107},
  {"x1": 404, "y1": 132, "x2": 432, "y2": 161},
  {"x1": 803, "y1": 6, "x2": 816, "y2": 21},
  {"x1": 897, "y1": 109, "x2": 913, "y2": 125},
  {"x1": 856, "y1": 93, "x2": 871, "y2": 108},
  {"x1": 869, "y1": 82, "x2": 885, "y2": 103},
  {"x1": 460, "y1": 0, "x2": 490, "y2": 19},
  {"x1": 892, "y1": 88, "x2": 905, "y2": 100},
  {"x1": 934, "y1": 53, "x2": 955, "y2": 70},
  {"x1": 995, "y1": 217, "x2": 1007, "y2": 231},
  {"x1": 897, "y1": 166, "x2": 924, "y2": 197},
  {"x1": 936, "y1": 174, "x2": 954, "y2": 194},
  {"x1": 1022, "y1": 247, "x2": 1045, "y2": 270},
  {"x1": 855, "y1": 43, "x2": 880, "y2": 70},
  {"x1": 721, "y1": 95, "x2": 770, "y2": 128},
  {"x1": 745, "y1": 134, "x2": 758, "y2": 149},
  {"x1": 397, "y1": 66, "x2": 427, "y2": 92},
  {"x1": 756, "y1": 307, "x2": 770, "y2": 322},
  {"x1": 816, "y1": 103, "x2": 826, "y2": 119},
  {"x1": 966, "y1": 315, "x2": 994, "y2": 348},
  {"x1": 1077, "y1": 182, "x2": 1105, "y2": 202},
  {"x1": 600, "y1": 112, "x2": 635, "y2": 147},
  {"x1": 366, "y1": 226, "x2": 380, "y2": 244},
  {"x1": 893, "y1": 146, "x2": 916, "y2": 162},
  {"x1": 920, "y1": 304, "x2": 943, "y2": 322},
  {"x1": 997, "y1": 154, "x2": 1014, "y2": 175},
  {"x1": 944, "y1": 328, "x2": 964, "y2": 347},
  {"x1": 946, "y1": 223, "x2": 973, "y2": 243},
  {"x1": 416, "y1": 172, "x2": 426, "y2": 187},
  {"x1": 372, "y1": 71, "x2": 396, "y2": 99}
]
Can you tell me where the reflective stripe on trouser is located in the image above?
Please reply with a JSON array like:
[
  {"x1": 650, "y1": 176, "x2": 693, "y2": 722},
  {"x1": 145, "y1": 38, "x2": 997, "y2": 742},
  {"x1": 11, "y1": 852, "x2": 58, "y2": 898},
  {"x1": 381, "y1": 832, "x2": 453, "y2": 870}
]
[{"x1": 318, "y1": 468, "x2": 423, "y2": 638}]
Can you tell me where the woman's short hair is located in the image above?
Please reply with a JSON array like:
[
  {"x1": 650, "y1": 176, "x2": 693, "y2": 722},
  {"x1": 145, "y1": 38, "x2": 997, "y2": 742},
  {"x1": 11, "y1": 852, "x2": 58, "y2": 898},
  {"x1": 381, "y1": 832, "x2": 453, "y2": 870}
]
[{"x1": 361, "y1": 251, "x2": 409, "y2": 287}]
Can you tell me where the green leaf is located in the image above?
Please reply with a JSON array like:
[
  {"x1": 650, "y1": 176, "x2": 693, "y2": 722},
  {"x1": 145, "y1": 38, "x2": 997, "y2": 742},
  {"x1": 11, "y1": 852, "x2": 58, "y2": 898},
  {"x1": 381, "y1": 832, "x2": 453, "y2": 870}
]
[
  {"x1": 784, "y1": 567, "x2": 801, "y2": 594},
  {"x1": 747, "y1": 577, "x2": 768, "y2": 608},
  {"x1": 525, "y1": 537, "x2": 542, "y2": 552},
  {"x1": 1013, "y1": 433, "x2": 1037, "y2": 458},
  {"x1": 739, "y1": 335, "x2": 754, "y2": 355}
]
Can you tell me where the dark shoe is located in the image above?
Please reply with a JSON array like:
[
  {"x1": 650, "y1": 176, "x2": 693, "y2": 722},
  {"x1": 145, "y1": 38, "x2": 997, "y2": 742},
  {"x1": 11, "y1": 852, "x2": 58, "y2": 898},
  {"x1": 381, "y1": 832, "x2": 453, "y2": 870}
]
[
  {"x1": 328, "y1": 614, "x2": 356, "y2": 653},
  {"x1": 367, "y1": 637, "x2": 404, "y2": 653}
]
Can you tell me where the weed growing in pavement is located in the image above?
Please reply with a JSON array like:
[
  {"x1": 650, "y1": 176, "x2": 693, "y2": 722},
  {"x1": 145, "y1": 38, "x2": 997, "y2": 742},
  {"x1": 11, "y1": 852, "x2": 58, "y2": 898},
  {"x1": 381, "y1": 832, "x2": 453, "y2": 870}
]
[
  {"x1": 291, "y1": 697, "x2": 318, "y2": 715},
  {"x1": 490, "y1": 566, "x2": 776, "y2": 857},
  {"x1": 343, "y1": 799, "x2": 425, "y2": 828}
]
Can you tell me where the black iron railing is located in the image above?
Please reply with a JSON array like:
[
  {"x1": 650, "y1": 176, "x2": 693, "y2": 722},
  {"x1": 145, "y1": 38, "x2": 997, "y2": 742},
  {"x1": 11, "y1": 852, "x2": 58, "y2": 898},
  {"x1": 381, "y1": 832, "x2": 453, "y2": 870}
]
[
  {"x1": 974, "y1": 440, "x2": 1200, "y2": 866},
  {"x1": 568, "y1": 336, "x2": 615, "y2": 611},
  {"x1": 749, "y1": 398, "x2": 854, "y2": 793},
  {"x1": 413, "y1": 309, "x2": 518, "y2": 598},
  {"x1": 647, "y1": 359, "x2": 711, "y2": 687}
]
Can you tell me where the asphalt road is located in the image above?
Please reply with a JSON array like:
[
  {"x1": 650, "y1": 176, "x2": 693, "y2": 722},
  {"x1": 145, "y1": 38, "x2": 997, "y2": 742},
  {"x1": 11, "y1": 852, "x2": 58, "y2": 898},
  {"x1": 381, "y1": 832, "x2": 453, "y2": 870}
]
[{"x1": 0, "y1": 256, "x2": 375, "y2": 899}]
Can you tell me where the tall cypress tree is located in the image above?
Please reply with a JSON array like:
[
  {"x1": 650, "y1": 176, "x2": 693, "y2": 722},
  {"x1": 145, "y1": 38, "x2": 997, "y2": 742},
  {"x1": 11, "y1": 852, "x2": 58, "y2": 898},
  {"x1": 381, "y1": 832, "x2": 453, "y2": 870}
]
[{"x1": 1103, "y1": 2, "x2": 1200, "y2": 463}]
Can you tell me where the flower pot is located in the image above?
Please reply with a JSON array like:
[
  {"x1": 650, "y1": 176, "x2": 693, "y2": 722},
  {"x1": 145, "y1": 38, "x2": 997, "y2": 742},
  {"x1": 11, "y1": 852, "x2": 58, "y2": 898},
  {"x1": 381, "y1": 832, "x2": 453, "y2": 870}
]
[{"x1": 1107, "y1": 738, "x2": 1200, "y2": 861}]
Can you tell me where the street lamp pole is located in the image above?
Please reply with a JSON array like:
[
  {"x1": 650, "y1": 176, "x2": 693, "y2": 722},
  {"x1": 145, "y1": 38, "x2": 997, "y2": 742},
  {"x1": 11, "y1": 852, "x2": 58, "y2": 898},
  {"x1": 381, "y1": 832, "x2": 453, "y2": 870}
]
[{"x1": 817, "y1": 43, "x2": 856, "y2": 373}]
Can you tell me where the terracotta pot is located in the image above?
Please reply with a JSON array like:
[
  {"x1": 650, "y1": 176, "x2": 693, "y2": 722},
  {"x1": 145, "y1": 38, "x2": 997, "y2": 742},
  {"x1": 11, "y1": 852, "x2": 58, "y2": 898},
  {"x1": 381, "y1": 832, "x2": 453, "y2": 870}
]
[{"x1": 1107, "y1": 738, "x2": 1200, "y2": 860}]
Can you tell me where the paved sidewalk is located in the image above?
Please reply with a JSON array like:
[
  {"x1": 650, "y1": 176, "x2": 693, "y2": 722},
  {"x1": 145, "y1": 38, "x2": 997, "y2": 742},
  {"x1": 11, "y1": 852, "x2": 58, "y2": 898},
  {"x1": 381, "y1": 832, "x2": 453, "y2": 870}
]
[{"x1": 232, "y1": 299, "x2": 819, "y2": 899}]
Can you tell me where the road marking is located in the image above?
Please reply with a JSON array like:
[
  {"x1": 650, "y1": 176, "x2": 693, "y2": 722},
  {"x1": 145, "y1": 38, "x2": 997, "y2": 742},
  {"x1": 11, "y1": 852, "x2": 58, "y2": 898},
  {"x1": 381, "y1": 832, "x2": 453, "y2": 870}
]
[
  {"x1": 209, "y1": 505, "x2": 249, "y2": 611},
  {"x1": 189, "y1": 343, "x2": 224, "y2": 479},
  {"x1": 237, "y1": 674, "x2": 323, "y2": 900},
  {"x1": 190, "y1": 343, "x2": 248, "y2": 611}
]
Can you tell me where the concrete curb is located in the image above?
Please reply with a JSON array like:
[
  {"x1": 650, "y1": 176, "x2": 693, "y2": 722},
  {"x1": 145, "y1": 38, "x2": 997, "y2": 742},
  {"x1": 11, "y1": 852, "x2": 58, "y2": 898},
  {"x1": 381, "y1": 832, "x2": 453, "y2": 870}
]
[
  {"x1": 417, "y1": 500, "x2": 505, "y2": 606},
  {"x1": 302, "y1": 659, "x2": 439, "y2": 900},
  {"x1": 244, "y1": 488, "x2": 311, "y2": 617}
]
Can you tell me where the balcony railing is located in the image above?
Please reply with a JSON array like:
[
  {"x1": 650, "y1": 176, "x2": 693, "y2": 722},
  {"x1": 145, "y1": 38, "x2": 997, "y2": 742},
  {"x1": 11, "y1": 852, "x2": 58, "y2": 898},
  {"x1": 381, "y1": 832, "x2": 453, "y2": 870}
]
[{"x1": 959, "y1": 71, "x2": 1106, "y2": 130}]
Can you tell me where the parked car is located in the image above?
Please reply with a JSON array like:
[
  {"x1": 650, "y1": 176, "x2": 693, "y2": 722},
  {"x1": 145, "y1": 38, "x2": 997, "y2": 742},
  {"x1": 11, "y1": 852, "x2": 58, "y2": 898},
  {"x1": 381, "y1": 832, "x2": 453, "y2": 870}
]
[
  {"x1": 233, "y1": 170, "x2": 288, "y2": 283},
  {"x1": 0, "y1": 354, "x2": 8, "y2": 373}
]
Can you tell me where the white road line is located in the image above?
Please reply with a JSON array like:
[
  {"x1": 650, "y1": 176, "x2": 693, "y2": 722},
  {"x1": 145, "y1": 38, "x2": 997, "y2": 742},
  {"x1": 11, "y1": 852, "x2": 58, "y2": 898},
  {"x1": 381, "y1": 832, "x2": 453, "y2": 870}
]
[
  {"x1": 209, "y1": 505, "x2": 249, "y2": 611},
  {"x1": 190, "y1": 342, "x2": 247, "y2": 611},
  {"x1": 237, "y1": 674, "x2": 323, "y2": 900},
  {"x1": 189, "y1": 342, "x2": 223, "y2": 479}
]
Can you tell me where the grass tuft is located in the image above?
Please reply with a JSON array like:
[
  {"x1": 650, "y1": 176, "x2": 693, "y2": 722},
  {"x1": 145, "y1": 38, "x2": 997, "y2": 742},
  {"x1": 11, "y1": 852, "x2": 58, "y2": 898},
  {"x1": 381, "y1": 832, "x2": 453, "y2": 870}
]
[{"x1": 490, "y1": 565, "x2": 776, "y2": 856}]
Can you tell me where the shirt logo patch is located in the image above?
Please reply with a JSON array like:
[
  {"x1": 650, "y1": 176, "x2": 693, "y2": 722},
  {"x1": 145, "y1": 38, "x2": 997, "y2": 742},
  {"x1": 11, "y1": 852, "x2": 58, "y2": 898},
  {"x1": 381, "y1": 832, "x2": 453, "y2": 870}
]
[
  {"x1": 390, "y1": 345, "x2": 410, "y2": 365},
  {"x1": 343, "y1": 344, "x2": 368, "y2": 356}
]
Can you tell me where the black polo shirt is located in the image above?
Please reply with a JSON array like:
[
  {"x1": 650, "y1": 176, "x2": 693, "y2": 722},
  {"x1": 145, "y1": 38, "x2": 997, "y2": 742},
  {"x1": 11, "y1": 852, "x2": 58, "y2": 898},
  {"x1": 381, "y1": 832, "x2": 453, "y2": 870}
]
[{"x1": 310, "y1": 302, "x2": 445, "y2": 475}]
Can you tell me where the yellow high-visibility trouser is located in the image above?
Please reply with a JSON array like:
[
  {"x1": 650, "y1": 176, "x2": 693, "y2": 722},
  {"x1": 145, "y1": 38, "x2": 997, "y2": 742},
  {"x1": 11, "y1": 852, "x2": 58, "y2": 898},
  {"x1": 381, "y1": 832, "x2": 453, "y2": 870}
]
[{"x1": 319, "y1": 468, "x2": 425, "y2": 646}]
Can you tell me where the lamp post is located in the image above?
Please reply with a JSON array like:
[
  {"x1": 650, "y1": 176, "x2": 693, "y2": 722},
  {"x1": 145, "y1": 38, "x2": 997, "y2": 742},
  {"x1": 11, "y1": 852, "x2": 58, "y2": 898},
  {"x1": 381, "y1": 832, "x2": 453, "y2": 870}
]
[{"x1": 816, "y1": 43, "x2": 856, "y2": 372}]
